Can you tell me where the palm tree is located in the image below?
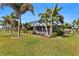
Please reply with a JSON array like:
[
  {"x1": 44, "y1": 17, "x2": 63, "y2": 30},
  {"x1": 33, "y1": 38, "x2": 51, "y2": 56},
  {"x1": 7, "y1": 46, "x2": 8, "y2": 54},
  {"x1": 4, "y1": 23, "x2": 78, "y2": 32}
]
[
  {"x1": 0, "y1": 20, "x2": 3, "y2": 25},
  {"x1": 0, "y1": 3, "x2": 34, "y2": 37},
  {"x1": 0, "y1": 20, "x2": 3, "y2": 29},
  {"x1": 9, "y1": 13, "x2": 18, "y2": 34},
  {"x1": 39, "y1": 4, "x2": 64, "y2": 37},
  {"x1": 2, "y1": 15, "x2": 11, "y2": 31},
  {"x1": 49, "y1": 4, "x2": 64, "y2": 36},
  {"x1": 39, "y1": 13, "x2": 49, "y2": 36},
  {"x1": 2, "y1": 13, "x2": 18, "y2": 34}
]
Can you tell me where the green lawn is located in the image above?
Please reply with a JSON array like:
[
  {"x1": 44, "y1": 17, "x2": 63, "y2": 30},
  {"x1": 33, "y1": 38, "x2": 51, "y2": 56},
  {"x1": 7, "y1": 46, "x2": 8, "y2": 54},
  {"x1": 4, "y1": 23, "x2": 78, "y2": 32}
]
[{"x1": 0, "y1": 30, "x2": 79, "y2": 56}]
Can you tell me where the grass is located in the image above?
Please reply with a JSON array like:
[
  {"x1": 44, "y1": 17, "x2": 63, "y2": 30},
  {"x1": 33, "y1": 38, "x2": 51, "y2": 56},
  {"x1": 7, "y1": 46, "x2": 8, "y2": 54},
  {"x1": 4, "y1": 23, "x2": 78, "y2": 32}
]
[{"x1": 0, "y1": 30, "x2": 79, "y2": 56}]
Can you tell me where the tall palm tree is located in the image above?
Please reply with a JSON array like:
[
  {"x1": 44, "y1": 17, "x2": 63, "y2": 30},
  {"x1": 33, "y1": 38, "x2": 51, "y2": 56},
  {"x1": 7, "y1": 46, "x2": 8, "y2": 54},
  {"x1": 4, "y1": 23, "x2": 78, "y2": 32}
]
[
  {"x1": 9, "y1": 13, "x2": 18, "y2": 34},
  {"x1": 50, "y1": 4, "x2": 64, "y2": 37},
  {"x1": 0, "y1": 3, "x2": 34, "y2": 37},
  {"x1": 39, "y1": 13, "x2": 49, "y2": 36},
  {"x1": 2, "y1": 13, "x2": 18, "y2": 34},
  {"x1": 2, "y1": 15, "x2": 11, "y2": 31},
  {"x1": 39, "y1": 4, "x2": 64, "y2": 37}
]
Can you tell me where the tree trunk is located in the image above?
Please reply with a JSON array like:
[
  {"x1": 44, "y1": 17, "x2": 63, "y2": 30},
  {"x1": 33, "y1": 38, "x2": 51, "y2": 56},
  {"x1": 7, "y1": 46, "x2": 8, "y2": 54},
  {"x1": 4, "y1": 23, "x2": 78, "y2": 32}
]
[
  {"x1": 18, "y1": 14, "x2": 21, "y2": 37},
  {"x1": 10, "y1": 20, "x2": 12, "y2": 35},
  {"x1": 49, "y1": 21, "x2": 53, "y2": 37},
  {"x1": 49, "y1": 26, "x2": 53, "y2": 37},
  {"x1": 45, "y1": 25, "x2": 48, "y2": 37},
  {"x1": 45, "y1": 20, "x2": 49, "y2": 37}
]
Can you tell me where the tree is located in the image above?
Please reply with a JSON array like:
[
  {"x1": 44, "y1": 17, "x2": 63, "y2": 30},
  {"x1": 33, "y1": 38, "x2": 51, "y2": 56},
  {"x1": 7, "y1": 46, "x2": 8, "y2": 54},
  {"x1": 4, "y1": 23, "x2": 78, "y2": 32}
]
[
  {"x1": 75, "y1": 19, "x2": 79, "y2": 28},
  {"x1": 2, "y1": 15, "x2": 11, "y2": 31},
  {"x1": 38, "y1": 4, "x2": 64, "y2": 37},
  {"x1": 72, "y1": 18, "x2": 79, "y2": 29},
  {"x1": 45, "y1": 4, "x2": 64, "y2": 37},
  {"x1": 2, "y1": 13, "x2": 18, "y2": 34},
  {"x1": 0, "y1": 3, "x2": 34, "y2": 37},
  {"x1": 0, "y1": 20, "x2": 3, "y2": 29},
  {"x1": 22, "y1": 23, "x2": 31, "y2": 33},
  {"x1": 72, "y1": 19, "x2": 79, "y2": 34},
  {"x1": 50, "y1": 4, "x2": 64, "y2": 36},
  {"x1": 9, "y1": 13, "x2": 18, "y2": 34},
  {"x1": 63, "y1": 23, "x2": 72, "y2": 29},
  {"x1": 39, "y1": 13, "x2": 49, "y2": 37}
]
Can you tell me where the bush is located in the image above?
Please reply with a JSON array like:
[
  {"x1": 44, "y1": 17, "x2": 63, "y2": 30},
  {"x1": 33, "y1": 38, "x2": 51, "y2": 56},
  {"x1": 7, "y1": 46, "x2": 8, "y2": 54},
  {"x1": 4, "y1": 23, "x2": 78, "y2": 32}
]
[
  {"x1": 57, "y1": 30, "x2": 64, "y2": 36},
  {"x1": 52, "y1": 30, "x2": 64, "y2": 37}
]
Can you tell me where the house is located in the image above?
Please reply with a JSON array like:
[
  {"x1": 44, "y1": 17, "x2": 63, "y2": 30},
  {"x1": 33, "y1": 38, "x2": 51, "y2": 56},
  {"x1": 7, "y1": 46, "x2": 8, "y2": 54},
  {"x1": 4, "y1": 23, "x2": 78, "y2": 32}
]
[{"x1": 29, "y1": 20, "x2": 63, "y2": 36}]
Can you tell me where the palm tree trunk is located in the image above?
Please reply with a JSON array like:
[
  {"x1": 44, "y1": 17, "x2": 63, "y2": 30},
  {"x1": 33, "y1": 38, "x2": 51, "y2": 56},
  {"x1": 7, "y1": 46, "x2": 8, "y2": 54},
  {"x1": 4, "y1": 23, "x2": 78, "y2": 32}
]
[
  {"x1": 49, "y1": 26, "x2": 52, "y2": 37},
  {"x1": 10, "y1": 20, "x2": 12, "y2": 35},
  {"x1": 45, "y1": 25, "x2": 48, "y2": 36},
  {"x1": 45, "y1": 21, "x2": 48, "y2": 37},
  {"x1": 49, "y1": 21, "x2": 53, "y2": 37},
  {"x1": 10, "y1": 25, "x2": 12, "y2": 35},
  {"x1": 18, "y1": 14, "x2": 21, "y2": 37}
]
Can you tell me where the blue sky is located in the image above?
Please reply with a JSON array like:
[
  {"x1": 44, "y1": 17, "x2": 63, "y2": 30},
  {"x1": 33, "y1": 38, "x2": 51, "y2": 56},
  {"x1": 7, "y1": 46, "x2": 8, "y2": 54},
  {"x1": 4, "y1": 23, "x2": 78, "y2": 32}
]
[{"x1": 0, "y1": 3, "x2": 79, "y2": 23}]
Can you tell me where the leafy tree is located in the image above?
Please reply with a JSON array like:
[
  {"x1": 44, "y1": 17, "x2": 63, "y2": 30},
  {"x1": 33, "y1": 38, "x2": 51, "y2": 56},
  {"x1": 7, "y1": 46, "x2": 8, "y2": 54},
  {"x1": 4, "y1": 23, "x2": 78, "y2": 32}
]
[
  {"x1": 0, "y1": 3, "x2": 34, "y2": 37},
  {"x1": 39, "y1": 4, "x2": 64, "y2": 37}
]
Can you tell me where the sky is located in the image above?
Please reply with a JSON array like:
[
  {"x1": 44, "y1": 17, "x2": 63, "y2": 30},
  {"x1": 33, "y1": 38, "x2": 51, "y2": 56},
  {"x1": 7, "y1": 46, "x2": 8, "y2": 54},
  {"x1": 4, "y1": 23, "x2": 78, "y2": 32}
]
[{"x1": 0, "y1": 3, "x2": 79, "y2": 24}]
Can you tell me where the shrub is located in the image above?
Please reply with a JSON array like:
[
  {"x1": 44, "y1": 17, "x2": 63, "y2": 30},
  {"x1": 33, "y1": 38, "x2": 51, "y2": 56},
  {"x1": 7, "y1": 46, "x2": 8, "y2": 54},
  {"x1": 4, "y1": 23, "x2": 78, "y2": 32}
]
[
  {"x1": 57, "y1": 30, "x2": 64, "y2": 36},
  {"x1": 52, "y1": 30, "x2": 64, "y2": 37}
]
